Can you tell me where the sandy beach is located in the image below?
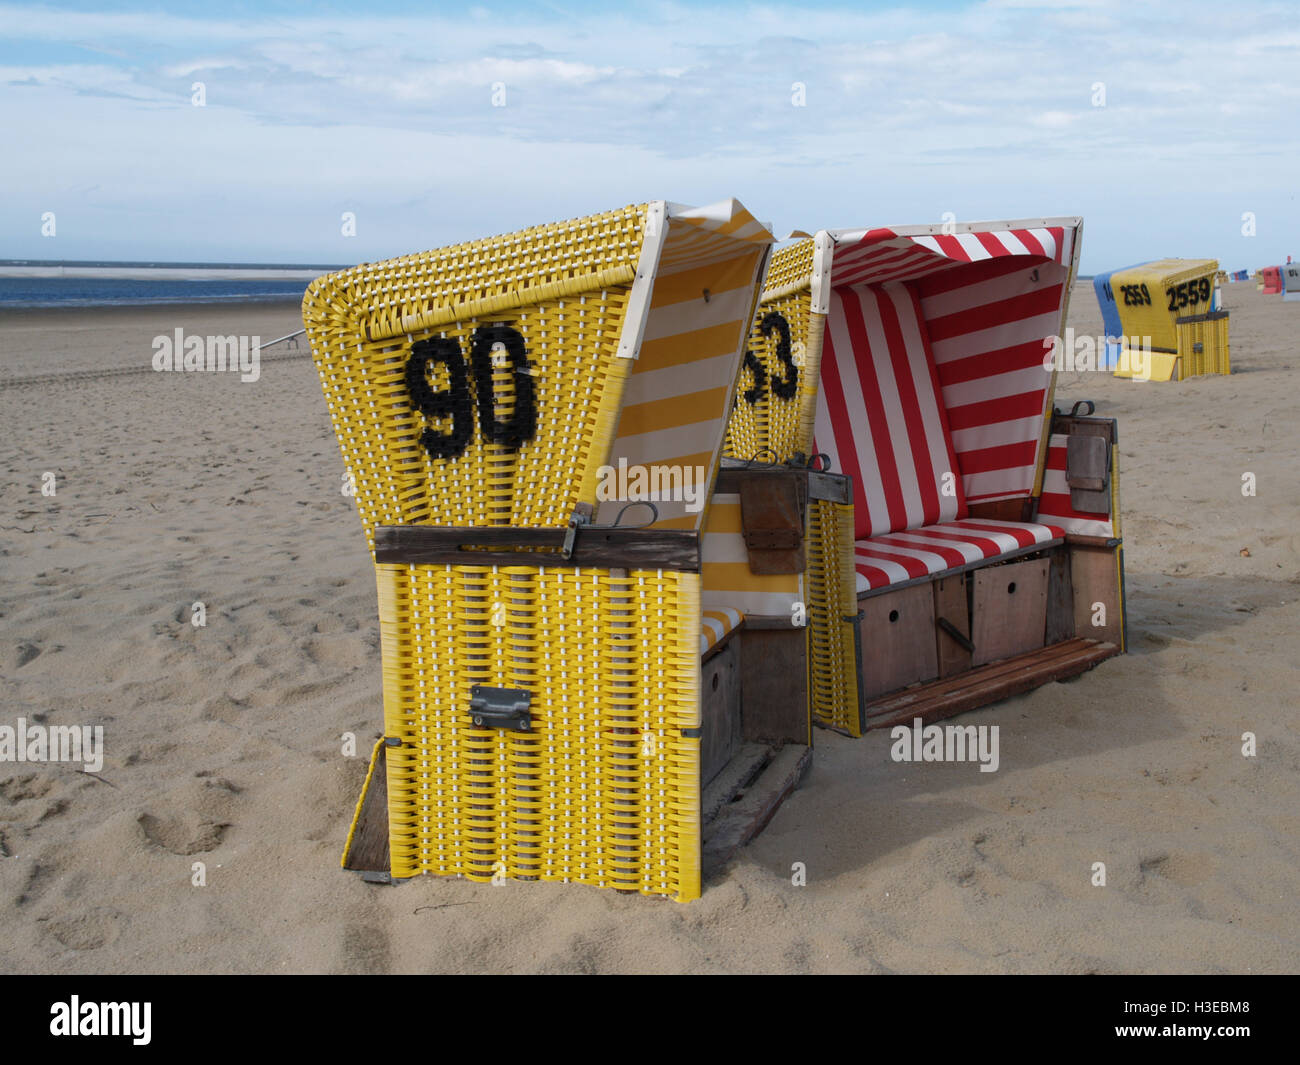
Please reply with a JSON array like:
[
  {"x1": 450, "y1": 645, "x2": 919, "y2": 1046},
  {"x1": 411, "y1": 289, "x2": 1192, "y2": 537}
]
[{"x1": 1, "y1": 287, "x2": 1297, "y2": 974}]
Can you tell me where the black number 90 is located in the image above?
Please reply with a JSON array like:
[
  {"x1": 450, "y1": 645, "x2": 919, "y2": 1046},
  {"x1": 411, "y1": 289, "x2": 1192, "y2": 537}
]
[{"x1": 404, "y1": 325, "x2": 538, "y2": 461}]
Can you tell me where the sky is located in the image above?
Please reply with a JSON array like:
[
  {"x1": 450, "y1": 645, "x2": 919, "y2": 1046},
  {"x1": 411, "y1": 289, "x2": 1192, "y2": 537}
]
[{"x1": 1, "y1": 0, "x2": 1297, "y2": 273}]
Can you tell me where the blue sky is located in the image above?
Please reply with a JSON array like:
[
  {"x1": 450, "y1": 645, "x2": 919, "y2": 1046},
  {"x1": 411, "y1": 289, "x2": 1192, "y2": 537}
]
[{"x1": 1, "y1": 0, "x2": 1296, "y2": 272}]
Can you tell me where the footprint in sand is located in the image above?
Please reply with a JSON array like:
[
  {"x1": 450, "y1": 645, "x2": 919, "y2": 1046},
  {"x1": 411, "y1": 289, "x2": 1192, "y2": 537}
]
[
  {"x1": 137, "y1": 777, "x2": 238, "y2": 855},
  {"x1": 7, "y1": 642, "x2": 42, "y2": 669},
  {"x1": 41, "y1": 906, "x2": 124, "y2": 951}
]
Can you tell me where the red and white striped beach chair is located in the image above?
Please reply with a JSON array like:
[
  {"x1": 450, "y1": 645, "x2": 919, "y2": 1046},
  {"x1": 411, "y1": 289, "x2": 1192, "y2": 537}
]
[{"x1": 785, "y1": 219, "x2": 1125, "y2": 728}]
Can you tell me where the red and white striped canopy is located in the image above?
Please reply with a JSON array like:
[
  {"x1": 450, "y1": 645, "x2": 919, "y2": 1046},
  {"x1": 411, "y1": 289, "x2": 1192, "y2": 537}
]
[
  {"x1": 824, "y1": 222, "x2": 1076, "y2": 292},
  {"x1": 810, "y1": 217, "x2": 1083, "y2": 551}
]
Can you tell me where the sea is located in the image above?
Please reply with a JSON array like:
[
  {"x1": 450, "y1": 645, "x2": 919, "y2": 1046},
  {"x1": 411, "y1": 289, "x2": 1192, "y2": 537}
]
[{"x1": 0, "y1": 260, "x2": 349, "y2": 309}]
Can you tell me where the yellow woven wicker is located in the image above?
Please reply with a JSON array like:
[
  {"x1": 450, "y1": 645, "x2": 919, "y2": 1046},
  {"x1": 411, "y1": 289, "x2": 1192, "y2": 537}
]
[
  {"x1": 304, "y1": 206, "x2": 647, "y2": 549},
  {"x1": 306, "y1": 200, "x2": 772, "y2": 902},
  {"x1": 378, "y1": 563, "x2": 700, "y2": 895},
  {"x1": 1173, "y1": 312, "x2": 1230, "y2": 379},
  {"x1": 806, "y1": 498, "x2": 862, "y2": 735},
  {"x1": 724, "y1": 240, "x2": 821, "y2": 463}
]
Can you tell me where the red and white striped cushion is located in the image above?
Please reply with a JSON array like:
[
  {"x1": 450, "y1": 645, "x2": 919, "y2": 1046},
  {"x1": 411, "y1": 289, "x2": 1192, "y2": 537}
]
[
  {"x1": 814, "y1": 282, "x2": 966, "y2": 540},
  {"x1": 853, "y1": 518, "x2": 1064, "y2": 593},
  {"x1": 1034, "y1": 433, "x2": 1115, "y2": 538}
]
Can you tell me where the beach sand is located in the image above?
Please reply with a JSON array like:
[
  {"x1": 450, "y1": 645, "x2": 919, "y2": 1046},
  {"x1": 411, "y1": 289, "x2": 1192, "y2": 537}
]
[{"x1": 1, "y1": 288, "x2": 1297, "y2": 974}]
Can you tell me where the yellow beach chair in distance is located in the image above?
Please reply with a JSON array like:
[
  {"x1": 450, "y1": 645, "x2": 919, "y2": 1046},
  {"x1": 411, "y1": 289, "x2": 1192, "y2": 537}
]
[{"x1": 305, "y1": 200, "x2": 819, "y2": 901}]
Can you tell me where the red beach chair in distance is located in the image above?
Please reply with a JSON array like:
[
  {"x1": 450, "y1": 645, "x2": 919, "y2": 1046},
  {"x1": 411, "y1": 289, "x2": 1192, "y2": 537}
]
[{"x1": 791, "y1": 219, "x2": 1126, "y2": 730}]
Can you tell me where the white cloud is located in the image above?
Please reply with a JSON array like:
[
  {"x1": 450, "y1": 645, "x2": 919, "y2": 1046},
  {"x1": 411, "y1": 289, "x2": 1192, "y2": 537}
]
[{"x1": 0, "y1": 0, "x2": 1296, "y2": 268}]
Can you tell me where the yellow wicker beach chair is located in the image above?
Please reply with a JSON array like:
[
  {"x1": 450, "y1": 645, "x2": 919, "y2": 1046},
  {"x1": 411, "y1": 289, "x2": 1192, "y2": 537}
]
[
  {"x1": 305, "y1": 200, "x2": 808, "y2": 902},
  {"x1": 1109, "y1": 259, "x2": 1229, "y2": 380}
]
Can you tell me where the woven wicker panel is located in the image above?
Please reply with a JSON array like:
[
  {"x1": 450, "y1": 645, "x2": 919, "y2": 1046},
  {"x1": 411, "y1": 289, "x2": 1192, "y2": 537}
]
[
  {"x1": 1174, "y1": 314, "x2": 1230, "y2": 378},
  {"x1": 304, "y1": 206, "x2": 648, "y2": 551},
  {"x1": 763, "y1": 238, "x2": 816, "y2": 296},
  {"x1": 806, "y1": 498, "x2": 862, "y2": 736},
  {"x1": 378, "y1": 562, "x2": 702, "y2": 901},
  {"x1": 724, "y1": 243, "x2": 820, "y2": 464}
]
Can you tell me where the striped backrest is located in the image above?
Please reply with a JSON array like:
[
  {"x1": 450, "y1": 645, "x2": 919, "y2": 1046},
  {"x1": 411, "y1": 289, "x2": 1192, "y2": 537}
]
[
  {"x1": 814, "y1": 282, "x2": 965, "y2": 539},
  {"x1": 916, "y1": 256, "x2": 1069, "y2": 504},
  {"x1": 596, "y1": 201, "x2": 772, "y2": 532}
]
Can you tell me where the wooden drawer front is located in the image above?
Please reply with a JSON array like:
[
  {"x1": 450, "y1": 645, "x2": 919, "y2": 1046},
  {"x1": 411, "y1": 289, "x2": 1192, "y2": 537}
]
[
  {"x1": 971, "y1": 558, "x2": 1049, "y2": 666},
  {"x1": 860, "y1": 583, "x2": 939, "y2": 701},
  {"x1": 701, "y1": 638, "x2": 741, "y2": 787},
  {"x1": 933, "y1": 574, "x2": 973, "y2": 678}
]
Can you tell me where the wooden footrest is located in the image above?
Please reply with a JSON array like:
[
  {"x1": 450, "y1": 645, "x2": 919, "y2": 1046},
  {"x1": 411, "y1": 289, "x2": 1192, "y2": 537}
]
[
  {"x1": 703, "y1": 742, "x2": 812, "y2": 874},
  {"x1": 863, "y1": 637, "x2": 1119, "y2": 731}
]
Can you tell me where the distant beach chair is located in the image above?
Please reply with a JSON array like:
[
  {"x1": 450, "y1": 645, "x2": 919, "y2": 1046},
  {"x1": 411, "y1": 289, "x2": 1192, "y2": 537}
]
[
  {"x1": 1284, "y1": 263, "x2": 1300, "y2": 302},
  {"x1": 303, "y1": 200, "x2": 833, "y2": 901},
  {"x1": 741, "y1": 220, "x2": 1125, "y2": 735},
  {"x1": 1105, "y1": 259, "x2": 1230, "y2": 380},
  {"x1": 1259, "y1": 265, "x2": 1282, "y2": 294},
  {"x1": 1093, "y1": 263, "x2": 1147, "y2": 369}
]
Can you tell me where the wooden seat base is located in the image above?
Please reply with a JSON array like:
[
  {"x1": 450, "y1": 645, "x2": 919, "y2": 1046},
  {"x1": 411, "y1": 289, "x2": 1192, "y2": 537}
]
[{"x1": 862, "y1": 637, "x2": 1119, "y2": 732}]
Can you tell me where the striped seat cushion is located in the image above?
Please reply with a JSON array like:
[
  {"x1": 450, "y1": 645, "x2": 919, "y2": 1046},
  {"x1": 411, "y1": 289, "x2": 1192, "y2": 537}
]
[
  {"x1": 815, "y1": 282, "x2": 966, "y2": 540},
  {"x1": 700, "y1": 607, "x2": 744, "y2": 655},
  {"x1": 854, "y1": 519, "x2": 1064, "y2": 594}
]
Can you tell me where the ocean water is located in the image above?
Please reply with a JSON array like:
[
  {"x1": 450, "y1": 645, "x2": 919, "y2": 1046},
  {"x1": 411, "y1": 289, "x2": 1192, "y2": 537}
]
[
  {"x1": 0, "y1": 261, "x2": 347, "y2": 309},
  {"x1": 0, "y1": 278, "x2": 319, "y2": 308}
]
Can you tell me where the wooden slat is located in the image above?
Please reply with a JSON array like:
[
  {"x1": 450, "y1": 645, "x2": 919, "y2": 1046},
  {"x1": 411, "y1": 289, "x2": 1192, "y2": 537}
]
[
  {"x1": 1064, "y1": 534, "x2": 1121, "y2": 548},
  {"x1": 967, "y1": 498, "x2": 1033, "y2": 523},
  {"x1": 933, "y1": 575, "x2": 971, "y2": 679},
  {"x1": 700, "y1": 639, "x2": 741, "y2": 787},
  {"x1": 1071, "y1": 543, "x2": 1125, "y2": 647},
  {"x1": 374, "y1": 524, "x2": 700, "y2": 571},
  {"x1": 1045, "y1": 548, "x2": 1075, "y2": 646},
  {"x1": 737, "y1": 473, "x2": 806, "y2": 574},
  {"x1": 342, "y1": 747, "x2": 390, "y2": 875},
  {"x1": 702, "y1": 743, "x2": 811, "y2": 874},
  {"x1": 739, "y1": 627, "x2": 810, "y2": 745},
  {"x1": 700, "y1": 742, "x2": 771, "y2": 826},
  {"x1": 863, "y1": 637, "x2": 1118, "y2": 730},
  {"x1": 807, "y1": 471, "x2": 852, "y2": 504}
]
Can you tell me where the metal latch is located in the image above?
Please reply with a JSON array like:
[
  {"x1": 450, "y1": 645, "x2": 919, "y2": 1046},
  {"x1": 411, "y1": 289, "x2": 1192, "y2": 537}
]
[{"x1": 469, "y1": 685, "x2": 532, "y2": 731}]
